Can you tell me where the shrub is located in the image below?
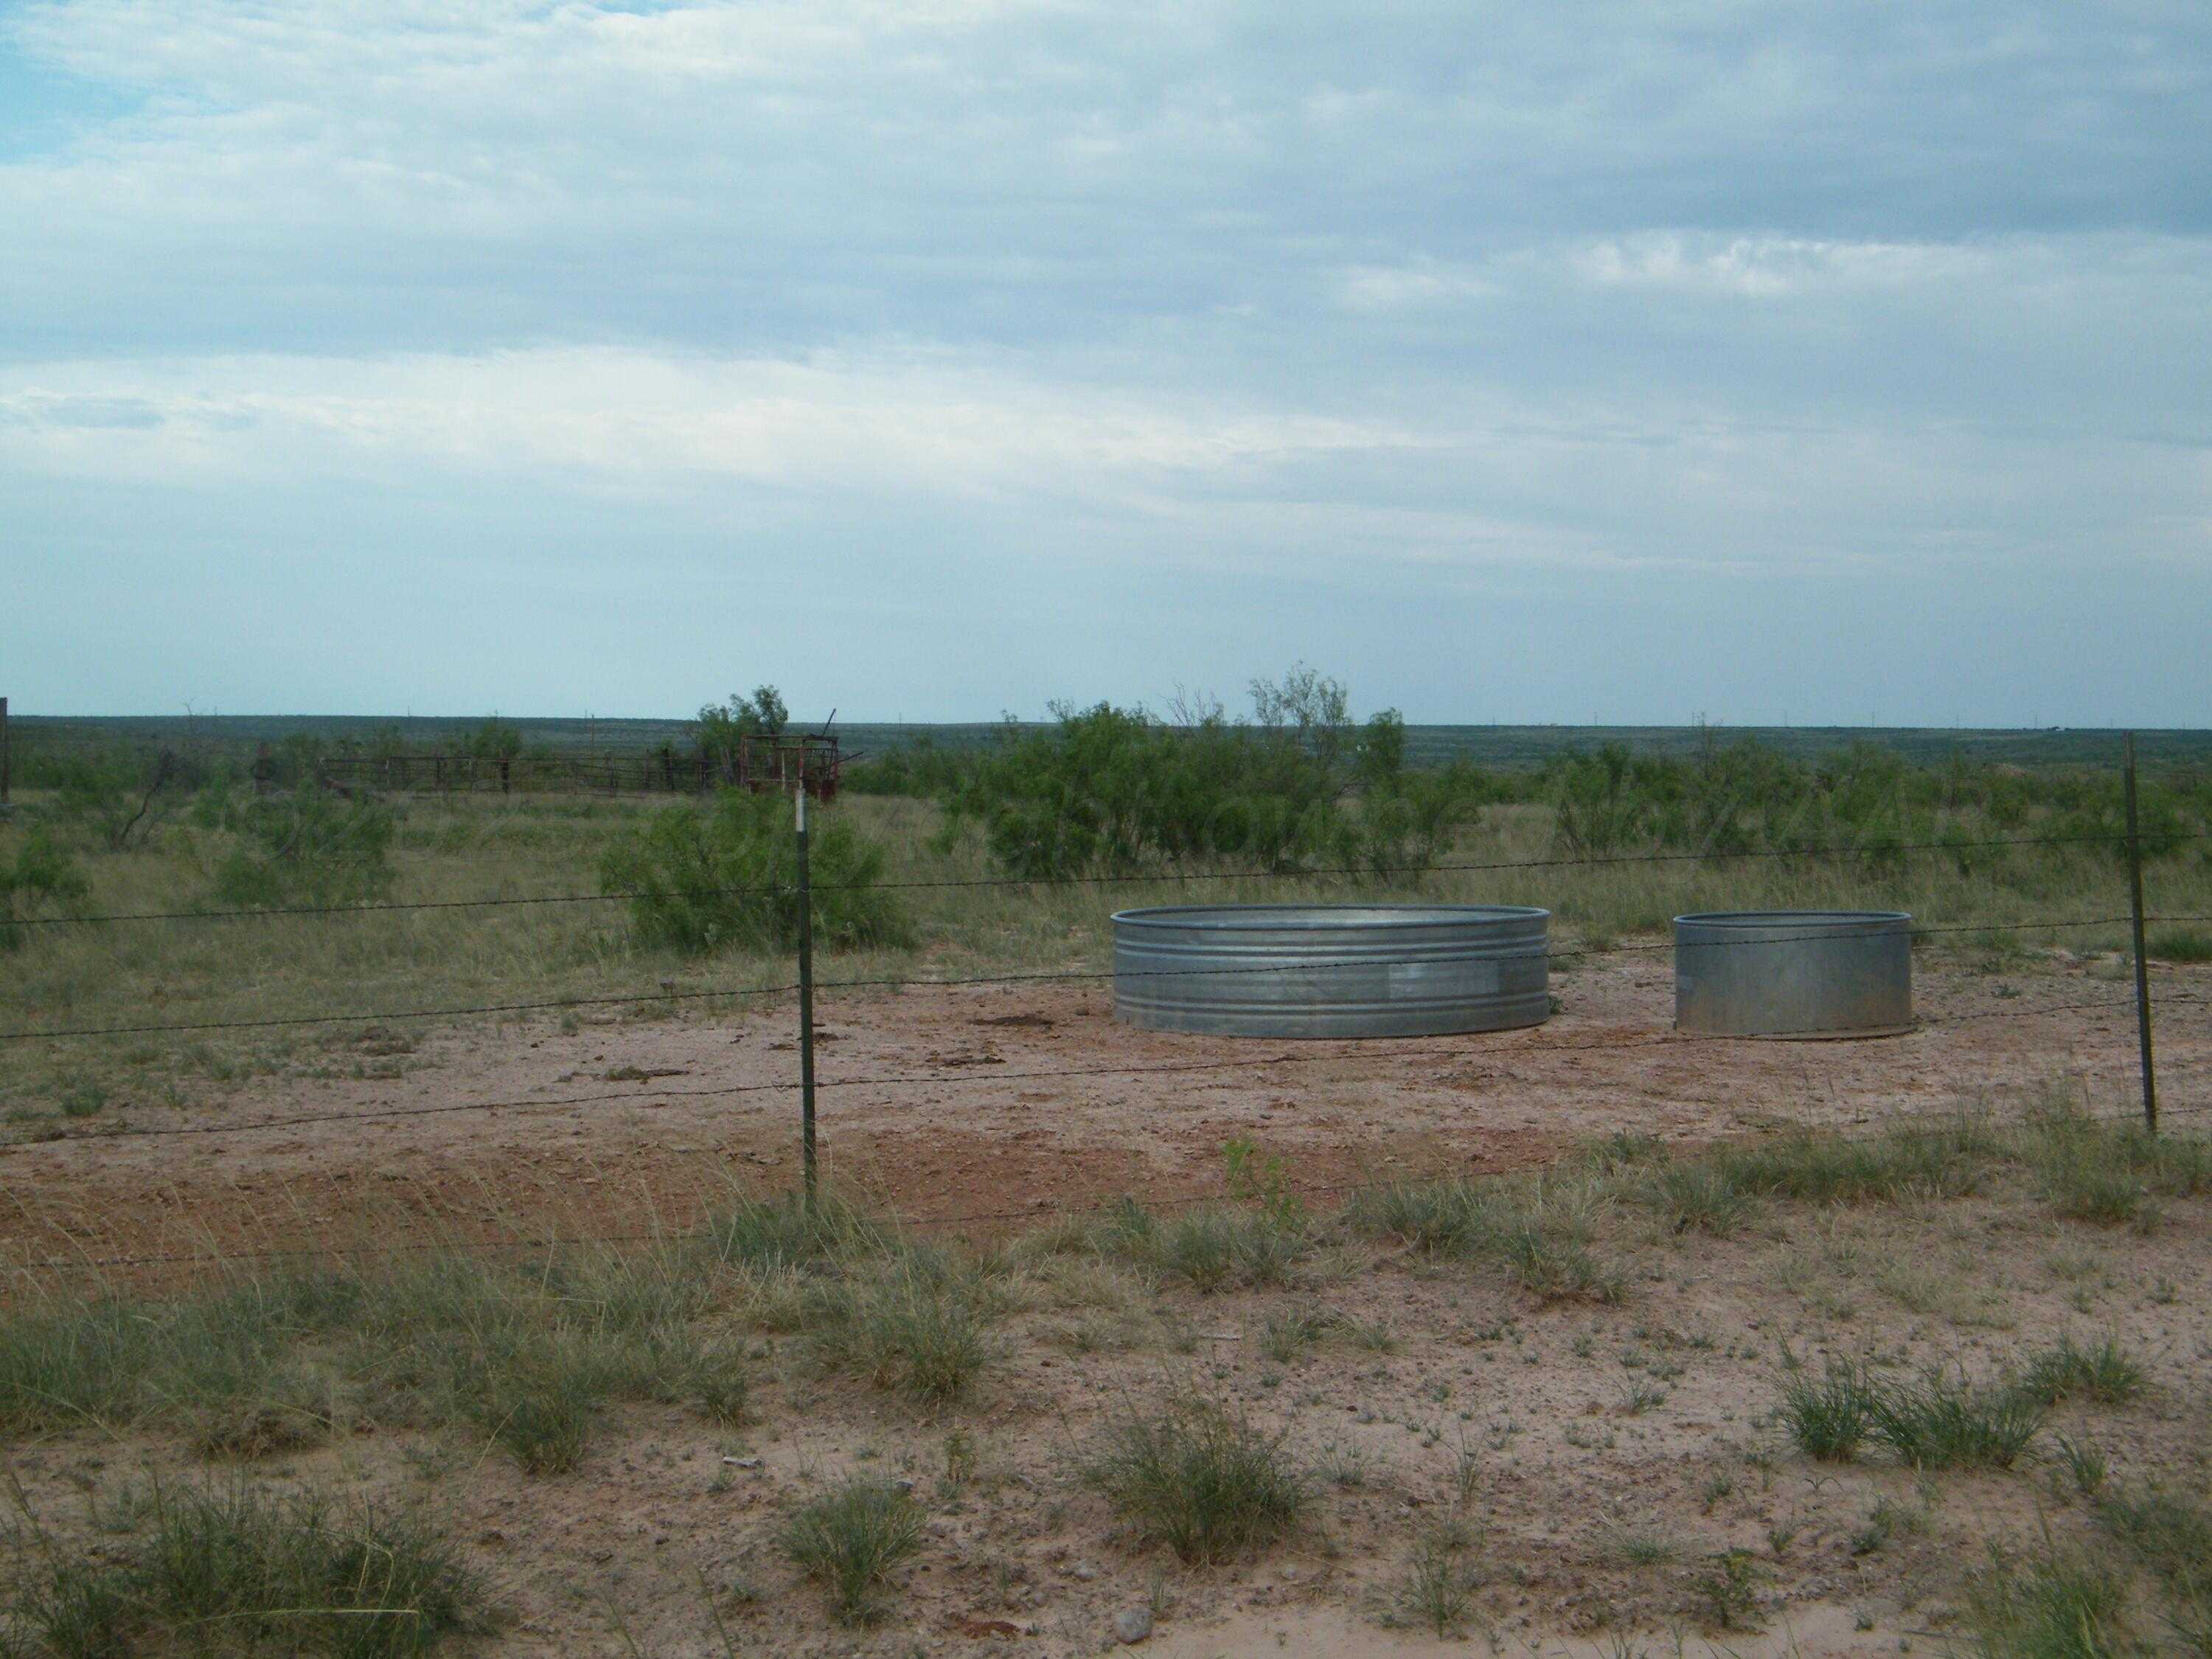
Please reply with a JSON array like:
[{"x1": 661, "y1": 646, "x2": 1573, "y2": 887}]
[
  {"x1": 0, "y1": 830, "x2": 88, "y2": 950},
  {"x1": 1080, "y1": 1395, "x2": 1307, "y2": 1563},
  {"x1": 942, "y1": 668, "x2": 1484, "y2": 880},
  {"x1": 1, "y1": 1481, "x2": 484, "y2": 1658},
  {"x1": 599, "y1": 788, "x2": 908, "y2": 954},
  {"x1": 211, "y1": 791, "x2": 396, "y2": 908},
  {"x1": 780, "y1": 1477, "x2": 924, "y2": 1624}
]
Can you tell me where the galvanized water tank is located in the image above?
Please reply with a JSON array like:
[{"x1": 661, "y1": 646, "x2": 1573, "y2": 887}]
[
  {"x1": 1111, "y1": 905, "x2": 1551, "y2": 1039},
  {"x1": 1674, "y1": 911, "x2": 1913, "y2": 1038}
]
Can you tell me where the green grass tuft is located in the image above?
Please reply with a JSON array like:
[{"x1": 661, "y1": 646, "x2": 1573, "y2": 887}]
[
  {"x1": 1966, "y1": 1548, "x2": 2132, "y2": 1659},
  {"x1": 2, "y1": 1481, "x2": 484, "y2": 1658},
  {"x1": 2014, "y1": 1335, "x2": 2145, "y2": 1408},
  {"x1": 1080, "y1": 1394, "x2": 1308, "y2": 1564},
  {"x1": 1868, "y1": 1368, "x2": 2046, "y2": 1471},
  {"x1": 779, "y1": 1477, "x2": 924, "y2": 1625},
  {"x1": 1775, "y1": 1362, "x2": 1881, "y2": 1462}
]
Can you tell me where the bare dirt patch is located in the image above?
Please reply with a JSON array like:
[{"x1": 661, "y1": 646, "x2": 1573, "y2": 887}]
[{"x1": 0, "y1": 956, "x2": 2202, "y2": 1281}]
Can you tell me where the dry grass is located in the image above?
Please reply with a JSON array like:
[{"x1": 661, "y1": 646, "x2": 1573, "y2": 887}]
[{"x1": 0, "y1": 1102, "x2": 2205, "y2": 1650}]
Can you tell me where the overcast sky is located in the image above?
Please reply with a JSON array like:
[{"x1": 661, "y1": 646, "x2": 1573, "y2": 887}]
[{"x1": 4, "y1": 1, "x2": 2208, "y2": 726}]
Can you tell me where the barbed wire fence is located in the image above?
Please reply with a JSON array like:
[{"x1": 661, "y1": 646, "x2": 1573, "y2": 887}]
[{"x1": 0, "y1": 738, "x2": 2206, "y2": 1284}]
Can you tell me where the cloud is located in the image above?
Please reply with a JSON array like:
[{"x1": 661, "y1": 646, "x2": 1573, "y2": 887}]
[{"x1": 2, "y1": 1, "x2": 2209, "y2": 720}]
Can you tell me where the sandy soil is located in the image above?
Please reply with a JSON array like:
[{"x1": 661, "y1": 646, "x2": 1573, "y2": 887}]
[
  {"x1": 1, "y1": 954, "x2": 2202, "y2": 1281},
  {"x1": 4, "y1": 956, "x2": 2209, "y2": 1657}
]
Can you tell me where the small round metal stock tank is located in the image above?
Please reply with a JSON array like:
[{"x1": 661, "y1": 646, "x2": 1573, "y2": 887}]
[
  {"x1": 1673, "y1": 911, "x2": 1913, "y2": 1039},
  {"x1": 1110, "y1": 905, "x2": 1551, "y2": 1039}
]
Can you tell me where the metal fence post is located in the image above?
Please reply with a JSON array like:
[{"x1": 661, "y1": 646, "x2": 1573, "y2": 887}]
[
  {"x1": 796, "y1": 785, "x2": 818, "y2": 1207},
  {"x1": 0, "y1": 695, "x2": 10, "y2": 817},
  {"x1": 2124, "y1": 732, "x2": 2157, "y2": 1134}
]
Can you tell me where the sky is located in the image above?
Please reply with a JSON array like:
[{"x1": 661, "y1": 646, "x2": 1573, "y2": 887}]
[{"x1": 3, "y1": 1, "x2": 2209, "y2": 727}]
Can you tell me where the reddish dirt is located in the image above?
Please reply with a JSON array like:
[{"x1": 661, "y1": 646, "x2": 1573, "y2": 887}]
[{"x1": 4, "y1": 955, "x2": 2202, "y2": 1290}]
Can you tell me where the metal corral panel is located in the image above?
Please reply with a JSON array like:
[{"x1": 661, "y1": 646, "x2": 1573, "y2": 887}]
[
  {"x1": 1674, "y1": 911, "x2": 1913, "y2": 1039},
  {"x1": 1112, "y1": 905, "x2": 1551, "y2": 1039}
]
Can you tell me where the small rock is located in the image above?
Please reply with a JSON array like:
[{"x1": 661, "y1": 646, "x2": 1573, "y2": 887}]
[
  {"x1": 721, "y1": 1456, "x2": 762, "y2": 1469},
  {"x1": 1113, "y1": 1606, "x2": 1155, "y2": 1644},
  {"x1": 1071, "y1": 1562, "x2": 1099, "y2": 1582}
]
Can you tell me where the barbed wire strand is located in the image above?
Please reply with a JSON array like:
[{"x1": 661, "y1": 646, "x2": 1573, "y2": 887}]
[
  {"x1": 7, "y1": 988, "x2": 2197, "y2": 1151},
  {"x1": 5, "y1": 911, "x2": 2203, "y2": 1046},
  {"x1": 10, "y1": 829, "x2": 2202, "y2": 932},
  {"x1": 7, "y1": 1084, "x2": 2206, "y2": 1279}
]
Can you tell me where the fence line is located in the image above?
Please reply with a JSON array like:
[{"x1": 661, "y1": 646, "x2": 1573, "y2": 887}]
[
  {"x1": 11, "y1": 828, "x2": 2205, "y2": 933},
  {"x1": 4, "y1": 987, "x2": 2194, "y2": 1152},
  {"x1": 1, "y1": 911, "x2": 2198, "y2": 1046},
  {"x1": 8, "y1": 1086, "x2": 2207, "y2": 1281}
]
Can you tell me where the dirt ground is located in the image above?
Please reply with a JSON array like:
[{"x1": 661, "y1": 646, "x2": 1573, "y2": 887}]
[
  {"x1": 0, "y1": 953, "x2": 2202, "y2": 1280},
  {"x1": 5, "y1": 956, "x2": 2210, "y2": 1658}
]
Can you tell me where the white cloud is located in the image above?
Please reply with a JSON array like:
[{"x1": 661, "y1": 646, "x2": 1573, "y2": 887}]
[{"x1": 0, "y1": 348, "x2": 1436, "y2": 493}]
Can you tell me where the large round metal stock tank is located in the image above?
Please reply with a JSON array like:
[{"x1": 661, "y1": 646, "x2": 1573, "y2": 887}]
[
  {"x1": 1110, "y1": 905, "x2": 1551, "y2": 1039},
  {"x1": 1674, "y1": 911, "x2": 1913, "y2": 1039}
]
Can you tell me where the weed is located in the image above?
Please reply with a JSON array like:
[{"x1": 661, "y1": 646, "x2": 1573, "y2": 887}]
[
  {"x1": 2149, "y1": 927, "x2": 2212, "y2": 964},
  {"x1": 687, "y1": 1341, "x2": 751, "y2": 1426},
  {"x1": 705, "y1": 1189, "x2": 888, "y2": 1273},
  {"x1": 1694, "y1": 1548, "x2": 1767, "y2": 1631},
  {"x1": 1402, "y1": 1519, "x2": 1481, "y2": 1638},
  {"x1": 1080, "y1": 1394, "x2": 1307, "y2": 1564},
  {"x1": 1259, "y1": 1306, "x2": 1332, "y2": 1363},
  {"x1": 466, "y1": 1344, "x2": 604, "y2": 1475},
  {"x1": 779, "y1": 1477, "x2": 925, "y2": 1625},
  {"x1": 2053, "y1": 1436, "x2": 2107, "y2": 1498},
  {"x1": 1611, "y1": 1530, "x2": 1678, "y2": 1567}
]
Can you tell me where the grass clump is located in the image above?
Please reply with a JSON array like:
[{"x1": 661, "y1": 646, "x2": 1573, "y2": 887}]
[
  {"x1": 1099, "y1": 1200, "x2": 1310, "y2": 1293},
  {"x1": 2014, "y1": 1335, "x2": 2145, "y2": 1408},
  {"x1": 1966, "y1": 1546, "x2": 2133, "y2": 1659},
  {"x1": 779, "y1": 1476, "x2": 925, "y2": 1625},
  {"x1": 1776, "y1": 1360, "x2": 2045, "y2": 1470},
  {"x1": 2, "y1": 1481, "x2": 484, "y2": 1658},
  {"x1": 2149, "y1": 926, "x2": 2212, "y2": 964},
  {"x1": 1639, "y1": 1161, "x2": 1759, "y2": 1237},
  {"x1": 806, "y1": 1256, "x2": 997, "y2": 1407},
  {"x1": 1709, "y1": 1116, "x2": 1998, "y2": 1206},
  {"x1": 1080, "y1": 1394, "x2": 1307, "y2": 1564},
  {"x1": 1868, "y1": 1369, "x2": 2047, "y2": 1471},
  {"x1": 1399, "y1": 1519, "x2": 1481, "y2": 1638},
  {"x1": 1347, "y1": 1178, "x2": 1619, "y2": 1302},
  {"x1": 1775, "y1": 1362, "x2": 1881, "y2": 1462},
  {"x1": 704, "y1": 1188, "x2": 891, "y2": 1273}
]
